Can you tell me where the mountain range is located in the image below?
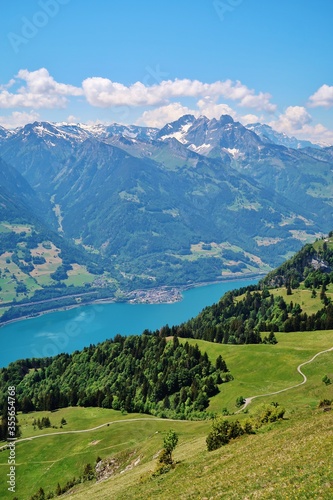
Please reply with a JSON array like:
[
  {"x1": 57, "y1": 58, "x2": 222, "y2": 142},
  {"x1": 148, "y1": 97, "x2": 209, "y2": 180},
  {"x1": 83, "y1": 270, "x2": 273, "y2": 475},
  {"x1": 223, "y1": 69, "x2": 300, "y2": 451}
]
[{"x1": 0, "y1": 115, "x2": 332, "y2": 293}]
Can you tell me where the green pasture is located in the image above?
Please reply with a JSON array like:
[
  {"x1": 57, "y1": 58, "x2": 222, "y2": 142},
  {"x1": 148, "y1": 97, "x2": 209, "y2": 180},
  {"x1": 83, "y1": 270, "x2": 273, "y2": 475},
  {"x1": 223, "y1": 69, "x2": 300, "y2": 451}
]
[
  {"x1": 236, "y1": 283, "x2": 333, "y2": 317},
  {"x1": 0, "y1": 330, "x2": 332, "y2": 499},
  {"x1": 185, "y1": 330, "x2": 333, "y2": 413},
  {"x1": 270, "y1": 283, "x2": 333, "y2": 315},
  {"x1": 0, "y1": 223, "x2": 32, "y2": 234},
  {"x1": 0, "y1": 412, "x2": 207, "y2": 499},
  {"x1": 68, "y1": 407, "x2": 333, "y2": 500},
  {"x1": 0, "y1": 252, "x2": 41, "y2": 303},
  {"x1": 64, "y1": 265, "x2": 96, "y2": 287}
]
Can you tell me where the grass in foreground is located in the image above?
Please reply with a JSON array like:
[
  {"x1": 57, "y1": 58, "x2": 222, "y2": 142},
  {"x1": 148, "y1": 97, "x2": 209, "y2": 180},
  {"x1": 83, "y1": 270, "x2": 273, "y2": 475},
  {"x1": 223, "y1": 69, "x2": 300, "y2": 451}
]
[
  {"x1": 0, "y1": 417, "x2": 208, "y2": 499},
  {"x1": 67, "y1": 408, "x2": 333, "y2": 500},
  {"x1": 0, "y1": 330, "x2": 332, "y2": 499}
]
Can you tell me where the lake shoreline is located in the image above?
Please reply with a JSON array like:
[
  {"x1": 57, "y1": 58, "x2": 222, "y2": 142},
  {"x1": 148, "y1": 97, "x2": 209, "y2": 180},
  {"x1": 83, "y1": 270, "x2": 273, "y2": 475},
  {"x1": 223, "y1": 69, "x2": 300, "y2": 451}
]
[
  {"x1": 0, "y1": 276, "x2": 261, "y2": 368},
  {"x1": 0, "y1": 274, "x2": 262, "y2": 329}
]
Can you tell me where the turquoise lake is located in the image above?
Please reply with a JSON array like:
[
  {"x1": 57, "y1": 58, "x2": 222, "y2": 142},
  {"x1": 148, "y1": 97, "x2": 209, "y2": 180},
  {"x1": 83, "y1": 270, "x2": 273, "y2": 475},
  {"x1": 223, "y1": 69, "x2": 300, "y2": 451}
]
[{"x1": 0, "y1": 279, "x2": 257, "y2": 367}]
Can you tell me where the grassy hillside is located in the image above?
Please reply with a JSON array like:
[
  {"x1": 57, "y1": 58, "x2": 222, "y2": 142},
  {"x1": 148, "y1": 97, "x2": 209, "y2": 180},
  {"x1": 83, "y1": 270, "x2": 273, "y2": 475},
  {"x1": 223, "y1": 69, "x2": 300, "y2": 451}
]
[
  {"x1": 67, "y1": 407, "x2": 333, "y2": 500},
  {"x1": 269, "y1": 282, "x2": 333, "y2": 315},
  {"x1": 187, "y1": 331, "x2": 333, "y2": 413},
  {"x1": 0, "y1": 223, "x2": 97, "y2": 304},
  {"x1": 0, "y1": 221, "x2": 119, "y2": 323},
  {"x1": 171, "y1": 234, "x2": 333, "y2": 345},
  {"x1": 1, "y1": 329, "x2": 332, "y2": 499}
]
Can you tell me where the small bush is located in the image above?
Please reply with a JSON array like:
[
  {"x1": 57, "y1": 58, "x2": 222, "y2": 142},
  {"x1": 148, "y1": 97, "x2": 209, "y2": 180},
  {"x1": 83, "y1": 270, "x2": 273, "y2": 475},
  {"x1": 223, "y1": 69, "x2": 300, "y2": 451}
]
[
  {"x1": 206, "y1": 417, "x2": 250, "y2": 451},
  {"x1": 252, "y1": 403, "x2": 285, "y2": 428},
  {"x1": 236, "y1": 396, "x2": 246, "y2": 408},
  {"x1": 83, "y1": 463, "x2": 95, "y2": 481},
  {"x1": 153, "y1": 430, "x2": 179, "y2": 476},
  {"x1": 318, "y1": 399, "x2": 332, "y2": 408}
]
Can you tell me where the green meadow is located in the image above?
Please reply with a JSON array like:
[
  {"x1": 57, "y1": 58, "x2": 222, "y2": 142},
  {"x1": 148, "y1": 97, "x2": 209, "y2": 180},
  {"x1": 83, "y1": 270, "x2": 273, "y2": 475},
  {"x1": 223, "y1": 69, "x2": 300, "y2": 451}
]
[
  {"x1": 68, "y1": 407, "x2": 333, "y2": 500},
  {"x1": 0, "y1": 234, "x2": 96, "y2": 312},
  {"x1": 270, "y1": 283, "x2": 333, "y2": 316},
  {"x1": 0, "y1": 329, "x2": 332, "y2": 499},
  {"x1": 187, "y1": 330, "x2": 333, "y2": 413}
]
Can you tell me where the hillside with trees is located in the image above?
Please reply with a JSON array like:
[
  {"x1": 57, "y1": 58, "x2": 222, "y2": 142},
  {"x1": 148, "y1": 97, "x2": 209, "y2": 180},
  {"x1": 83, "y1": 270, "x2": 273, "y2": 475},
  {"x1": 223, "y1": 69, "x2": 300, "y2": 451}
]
[
  {"x1": 168, "y1": 234, "x2": 333, "y2": 343},
  {"x1": 0, "y1": 333, "x2": 229, "y2": 423},
  {"x1": 0, "y1": 236, "x2": 333, "y2": 499}
]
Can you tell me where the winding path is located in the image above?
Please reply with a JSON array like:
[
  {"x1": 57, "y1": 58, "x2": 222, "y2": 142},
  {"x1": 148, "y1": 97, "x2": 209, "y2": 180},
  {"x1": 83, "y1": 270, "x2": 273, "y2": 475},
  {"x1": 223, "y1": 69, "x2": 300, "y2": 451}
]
[
  {"x1": 1, "y1": 346, "x2": 332, "y2": 451},
  {"x1": 0, "y1": 417, "x2": 188, "y2": 451},
  {"x1": 236, "y1": 346, "x2": 333, "y2": 413}
]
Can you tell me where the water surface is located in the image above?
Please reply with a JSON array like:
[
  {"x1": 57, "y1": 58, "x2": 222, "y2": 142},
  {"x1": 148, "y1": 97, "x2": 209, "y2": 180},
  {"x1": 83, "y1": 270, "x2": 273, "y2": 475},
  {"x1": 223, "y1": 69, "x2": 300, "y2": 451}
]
[{"x1": 0, "y1": 279, "x2": 257, "y2": 367}]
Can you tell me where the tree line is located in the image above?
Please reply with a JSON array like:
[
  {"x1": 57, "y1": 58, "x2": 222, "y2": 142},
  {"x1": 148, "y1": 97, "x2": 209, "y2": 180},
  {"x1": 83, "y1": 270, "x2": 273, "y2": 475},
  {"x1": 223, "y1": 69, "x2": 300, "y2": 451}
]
[{"x1": 0, "y1": 332, "x2": 230, "y2": 433}]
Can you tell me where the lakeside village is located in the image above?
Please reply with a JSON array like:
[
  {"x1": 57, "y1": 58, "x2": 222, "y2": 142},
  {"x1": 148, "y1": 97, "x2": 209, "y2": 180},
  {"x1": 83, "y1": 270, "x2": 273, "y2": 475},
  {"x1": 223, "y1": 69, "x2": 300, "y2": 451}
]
[
  {"x1": 126, "y1": 287, "x2": 183, "y2": 304},
  {"x1": 92, "y1": 276, "x2": 183, "y2": 304}
]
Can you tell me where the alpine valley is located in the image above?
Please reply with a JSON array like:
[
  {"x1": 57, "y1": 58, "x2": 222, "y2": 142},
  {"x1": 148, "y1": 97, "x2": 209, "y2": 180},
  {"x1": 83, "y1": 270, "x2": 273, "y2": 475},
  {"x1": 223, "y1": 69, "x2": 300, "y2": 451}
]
[{"x1": 0, "y1": 114, "x2": 332, "y2": 320}]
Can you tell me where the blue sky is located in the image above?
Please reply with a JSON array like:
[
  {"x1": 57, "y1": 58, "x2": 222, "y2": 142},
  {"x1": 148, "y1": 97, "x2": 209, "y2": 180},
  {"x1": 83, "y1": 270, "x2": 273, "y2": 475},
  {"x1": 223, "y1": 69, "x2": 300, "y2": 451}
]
[{"x1": 1, "y1": 0, "x2": 333, "y2": 143}]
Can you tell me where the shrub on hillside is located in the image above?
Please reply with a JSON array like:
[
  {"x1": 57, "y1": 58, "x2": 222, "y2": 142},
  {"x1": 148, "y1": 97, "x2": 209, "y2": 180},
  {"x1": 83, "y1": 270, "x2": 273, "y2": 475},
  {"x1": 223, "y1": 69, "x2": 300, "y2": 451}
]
[
  {"x1": 252, "y1": 403, "x2": 285, "y2": 429},
  {"x1": 206, "y1": 417, "x2": 252, "y2": 451}
]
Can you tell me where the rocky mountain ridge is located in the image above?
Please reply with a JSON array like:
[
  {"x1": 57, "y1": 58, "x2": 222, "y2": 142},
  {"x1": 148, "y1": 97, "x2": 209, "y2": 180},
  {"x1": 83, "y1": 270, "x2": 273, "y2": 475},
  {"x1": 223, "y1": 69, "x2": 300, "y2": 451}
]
[{"x1": 0, "y1": 115, "x2": 332, "y2": 289}]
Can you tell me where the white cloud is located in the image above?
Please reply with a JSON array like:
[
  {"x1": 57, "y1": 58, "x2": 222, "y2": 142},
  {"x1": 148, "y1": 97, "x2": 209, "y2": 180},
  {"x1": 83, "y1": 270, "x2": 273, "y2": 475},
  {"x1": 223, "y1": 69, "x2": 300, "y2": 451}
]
[
  {"x1": 137, "y1": 99, "x2": 242, "y2": 127},
  {"x1": 0, "y1": 68, "x2": 83, "y2": 109},
  {"x1": 0, "y1": 68, "x2": 277, "y2": 118},
  {"x1": 138, "y1": 99, "x2": 264, "y2": 128},
  {"x1": 138, "y1": 97, "x2": 263, "y2": 128},
  {"x1": 138, "y1": 103, "x2": 197, "y2": 128},
  {"x1": 66, "y1": 115, "x2": 80, "y2": 123},
  {"x1": 269, "y1": 106, "x2": 312, "y2": 133},
  {"x1": 83, "y1": 76, "x2": 276, "y2": 112},
  {"x1": 17, "y1": 69, "x2": 82, "y2": 97},
  {"x1": 239, "y1": 92, "x2": 276, "y2": 112},
  {"x1": 308, "y1": 84, "x2": 333, "y2": 108},
  {"x1": 0, "y1": 111, "x2": 40, "y2": 129},
  {"x1": 0, "y1": 79, "x2": 15, "y2": 91},
  {"x1": 240, "y1": 113, "x2": 261, "y2": 125},
  {"x1": 1, "y1": 68, "x2": 331, "y2": 144},
  {"x1": 269, "y1": 106, "x2": 333, "y2": 145},
  {"x1": 294, "y1": 123, "x2": 333, "y2": 145},
  {"x1": 197, "y1": 98, "x2": 237, "y2": 119}
]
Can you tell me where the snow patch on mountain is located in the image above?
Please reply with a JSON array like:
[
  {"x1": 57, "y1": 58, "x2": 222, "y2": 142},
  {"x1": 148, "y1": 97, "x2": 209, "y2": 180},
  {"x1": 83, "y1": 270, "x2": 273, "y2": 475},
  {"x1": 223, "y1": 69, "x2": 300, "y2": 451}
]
[
  {"x1": 188, "y1": 143, "x2": 212, "y2": 153},
  {"x1": 246, "y1": 123, "x2": 322, "y2": 149},
  {"x1": 222, "y1": 147, "x2": 245, "y2": 159},
  {"x1": 160, "y1": 123, "x2": 192, "y2": 143}
]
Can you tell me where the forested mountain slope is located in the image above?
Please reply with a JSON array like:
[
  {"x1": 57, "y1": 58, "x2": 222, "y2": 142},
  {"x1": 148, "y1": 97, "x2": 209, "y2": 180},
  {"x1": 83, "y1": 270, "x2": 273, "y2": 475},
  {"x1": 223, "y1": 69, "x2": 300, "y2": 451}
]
[
  {"x1": 0, "y1": 156, "x2": 115, "y2": 311},
  {"x1": 170, "y1": 233, "x2": 333, "y2": 343}
]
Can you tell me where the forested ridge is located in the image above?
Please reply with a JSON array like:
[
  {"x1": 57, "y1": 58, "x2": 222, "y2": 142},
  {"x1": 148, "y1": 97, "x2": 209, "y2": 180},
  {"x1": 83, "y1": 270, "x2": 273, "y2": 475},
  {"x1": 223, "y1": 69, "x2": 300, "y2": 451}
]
[
  {"x1": 0, "y1": 332, "x2": 229, "y2": 430},
  {"x1": 168, "y1": 234, "x2": 333, "y2": 343},
  {"x1": 170, "y1": 285, "x2": 333, "y2": 343},
  {"x1": 262, "y1": 231, "x2": 333, "y2": 288}
]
